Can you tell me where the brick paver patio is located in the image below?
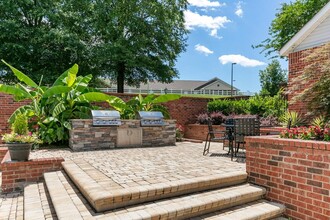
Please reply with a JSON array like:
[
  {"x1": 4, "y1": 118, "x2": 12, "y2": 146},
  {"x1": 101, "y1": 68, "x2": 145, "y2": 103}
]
[{"x1": 0, "y1": 142, "x2": 246, "y2": 219}]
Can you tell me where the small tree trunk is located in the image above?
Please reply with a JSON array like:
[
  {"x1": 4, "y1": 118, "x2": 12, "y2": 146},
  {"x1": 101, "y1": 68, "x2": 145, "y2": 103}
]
[{"x1": 117, "y1": 62, "x2": 125, "y2": 93}]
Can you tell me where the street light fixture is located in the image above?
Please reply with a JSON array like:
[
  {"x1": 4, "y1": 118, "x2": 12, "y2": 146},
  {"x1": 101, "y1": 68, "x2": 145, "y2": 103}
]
[{"x1": 231, "y1": 62, "x2": 236, "y2": 97}]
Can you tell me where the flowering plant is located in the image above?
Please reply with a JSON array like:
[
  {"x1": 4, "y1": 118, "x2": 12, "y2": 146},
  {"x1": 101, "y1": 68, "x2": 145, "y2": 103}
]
[
  {"x1": 2, "y1": 132, "x2": 40, "y2": 143},
  {"x1": 176, "y1": 124, "x2": 184, "y2": 141},
  {"x1": 280, "y1": 126, "x2": 330, "y2": 142}
]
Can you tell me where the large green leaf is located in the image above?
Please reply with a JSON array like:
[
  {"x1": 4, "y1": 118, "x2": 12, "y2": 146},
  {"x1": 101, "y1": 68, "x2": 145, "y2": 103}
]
[
  {"x1": 1, "y1": 60, "x2": 38, "y2": 88},
  {"x1": 152, "y1": 94, "x2": 181, "y2": 103},
  {"x1": 75, "y1": 74, "x2": 92, "y2": 92},
  {"x1": 52, "y1": 64, "x2": 78, "y2": 87},
  {"x1": 67, "y1": 64, "x2": 78, "y2": 87},
  {"x1": 75, "y1": 92, "x2": 119, "y2": 102},
  {"x1": 42, "y1": 86, "x2": 71, "y2": 98},
  {"x1": 0, "y1": 84, "x2": 31, "y2": 98},
  {"x1": 52, "y1": 102, "x2": 66, "y2": 117}
]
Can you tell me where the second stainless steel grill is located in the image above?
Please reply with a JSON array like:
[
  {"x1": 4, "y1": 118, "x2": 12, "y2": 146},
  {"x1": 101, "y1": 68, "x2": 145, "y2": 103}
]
[
  {"x1": 91, "y1": 110, "x2": 121, "y2": 126},
  {"x1": 138, "y1": 111, "x2": 164, "y2": 127}
]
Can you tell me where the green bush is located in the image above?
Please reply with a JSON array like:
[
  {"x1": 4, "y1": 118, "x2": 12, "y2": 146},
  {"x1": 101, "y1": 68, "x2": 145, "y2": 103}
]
[{"x1": 207, "y1": 92, "x2": 287, "y2": 118}]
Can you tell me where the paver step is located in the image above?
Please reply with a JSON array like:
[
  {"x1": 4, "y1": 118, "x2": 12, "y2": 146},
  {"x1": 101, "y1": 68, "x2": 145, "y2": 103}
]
[
  {"x1": 44, "y1": 172, "x2": 82, "y2": 220},
  {"x1": 44, "y1": 170, "x2": 266, "y2": 219},
  {"x1": 62, "y1": 160, "x2": 247, "y2": 212},
  {"x1": 24, "y1": 182, "x2": 57, "y2": 220},
  {"x1": 191, "y1": 200, "x2": 285, "y2": 220}
]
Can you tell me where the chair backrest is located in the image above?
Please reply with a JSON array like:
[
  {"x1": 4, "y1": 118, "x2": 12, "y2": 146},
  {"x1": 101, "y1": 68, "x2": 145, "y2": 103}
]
[
  {"x1": 207, "y1": 119, "x2": 215, "y2": 139},
  {"x1": 234, "y1": 117, "x2": 260, "y2": 142}
]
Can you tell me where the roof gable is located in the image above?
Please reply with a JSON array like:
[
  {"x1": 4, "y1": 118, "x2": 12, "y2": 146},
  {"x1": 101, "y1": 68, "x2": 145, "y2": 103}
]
[
  {"x1": 280, "y1": 1, "x2": 330, "y2": 56},
  {"x1": 194, "y1": 77, "x2": 236, "y2": 90}
]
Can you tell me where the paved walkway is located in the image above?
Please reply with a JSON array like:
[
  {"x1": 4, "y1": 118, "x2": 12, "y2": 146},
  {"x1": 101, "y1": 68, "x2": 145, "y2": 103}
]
[{"x1": 0, "y1": 142, "x2": 246, "y2": 219}]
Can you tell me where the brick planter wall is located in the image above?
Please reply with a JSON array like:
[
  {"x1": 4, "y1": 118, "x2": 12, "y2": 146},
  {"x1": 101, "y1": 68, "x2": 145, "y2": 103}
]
[
  {"x1": 1, "y1": 152, "x2": 64, "y2": 193},
  {"x1": 184, "y1": 125, "x2": 283, "y2": 141},
  {"x1": 69, "y1": 119, "x2": 176, "y2": 151},
  {"x1": 245, "y1": 136, "x2": 330, "y2": 220},
  {"x1": 0, "y1": 146, "x2": 8, "y2": 170},
  {"x1": 184, "y1": 124, "x2": 225, "y2": 141}
]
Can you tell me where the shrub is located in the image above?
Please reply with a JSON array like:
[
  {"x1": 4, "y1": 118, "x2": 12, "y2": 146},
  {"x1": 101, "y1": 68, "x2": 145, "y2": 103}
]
[
  {"x1": 210, "y1": 112, "x2": 226, "y2": 125},
  {"x1": 207, "y1": 92, "x2": 287, "y2": 118},
  {"x1": 259, "y1": 115, "x2": 280, "y2": 127},
  {"x1": 176, "y1": 124, "x2": 184, "y2": 141},
  {"x1": 280, "y1": 111, "x2": 304, "y2": 127},
  {"x1": 196, "y1": 113, "x2": 209, "y2": 125},
  {"x1": 280, "y1": 126, "x2": 330, "y2": 142}
]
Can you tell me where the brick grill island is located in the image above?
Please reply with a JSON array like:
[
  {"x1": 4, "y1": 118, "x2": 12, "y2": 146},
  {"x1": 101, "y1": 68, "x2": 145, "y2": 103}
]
[
  {"x1": 245, "y1": 135, "x2": 330, "y2": 220},
  {"x1": 69, "y1": 119, "x2": 176, "y2": 151}
]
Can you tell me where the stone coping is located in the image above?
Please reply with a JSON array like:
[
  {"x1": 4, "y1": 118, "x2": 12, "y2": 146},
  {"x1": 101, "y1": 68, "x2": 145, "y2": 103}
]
[
  {"x1": 245, "y1": 135, "x2": 330, "y2": 151},
  {"x1": 62, "y1": 160, "x2": 247, "y2": 212}
]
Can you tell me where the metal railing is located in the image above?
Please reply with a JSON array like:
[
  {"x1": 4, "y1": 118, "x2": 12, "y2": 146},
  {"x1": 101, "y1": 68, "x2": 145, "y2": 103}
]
[{"x1": 96, "y1": 88, "x2": 243, "y2": 96}]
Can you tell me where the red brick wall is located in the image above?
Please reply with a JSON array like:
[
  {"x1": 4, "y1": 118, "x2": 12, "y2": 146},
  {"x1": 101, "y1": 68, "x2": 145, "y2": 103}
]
[
  {"x1": 1, "y1": 152, "x2": 64, "y2": 193},
  {"x1": 0, "y1": 92, "x2": 212, "y2": 135},
  {"x1": 287, "y1": 48, "x2": 323, "y2": 119},
  {"x1": 0, "y1": 146, "x2": 7, "y2": 170},
  {"x1": 184, "y1": 124, "x2": 225, "y2": 140},
  {"x1": 245, "y1": 136, "x2": 330, "y2": 220},
  {"x1": 0, "y1": 93, "x2": 30, "y2": 135},
  {"x1": 0, "y1": 92, "x2": 248, "y2": 142}
]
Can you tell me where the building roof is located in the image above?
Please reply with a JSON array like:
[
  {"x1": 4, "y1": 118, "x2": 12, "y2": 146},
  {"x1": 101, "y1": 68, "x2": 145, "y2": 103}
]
[
  {"x1": 124, "y1": 77, "x2": 238, "y2": 91},
  {"x1": 280, "y1": 1, "x2": 330, "y2": 56},
  {"x1": 194, "y1": 77, "x2": 233, "y2": 90}
]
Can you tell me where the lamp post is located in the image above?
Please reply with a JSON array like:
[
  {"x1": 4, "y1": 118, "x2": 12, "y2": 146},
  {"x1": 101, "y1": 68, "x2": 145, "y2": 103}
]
[{"x1": 231, "y1": 62, "x2": 236, "y2": 97}]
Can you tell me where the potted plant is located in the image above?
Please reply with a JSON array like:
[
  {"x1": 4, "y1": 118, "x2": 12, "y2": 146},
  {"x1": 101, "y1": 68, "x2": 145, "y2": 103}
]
[{"x1": 1, "y1": 113, "x2": 40, "y2": 161}]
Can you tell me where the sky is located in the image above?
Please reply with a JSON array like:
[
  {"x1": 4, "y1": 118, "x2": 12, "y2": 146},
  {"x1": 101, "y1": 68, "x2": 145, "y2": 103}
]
[{"x1": 175, "y1": 0, "x2": 291, "y2": 94}]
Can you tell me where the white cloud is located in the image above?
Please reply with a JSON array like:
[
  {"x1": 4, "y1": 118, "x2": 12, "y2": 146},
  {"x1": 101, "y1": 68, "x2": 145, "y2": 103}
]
[
  {"x1": 184, "y1": 10, "x2": 231, "y2": 38},
  {"x1": 188, "y1": 0, "x2": 226, "y2": 8},
  {"x1": 235, "y1": 1, "x2": 243, "y2": 18},
  {"x1": 218, "y1": 54, "x2": 266, "y2": 67},
  {"x1": 195, "y1": 44, "x2": 214, "y2": 56},
  {"x1": 210, "y1": 29, "x2": 223, "y2": 39}
]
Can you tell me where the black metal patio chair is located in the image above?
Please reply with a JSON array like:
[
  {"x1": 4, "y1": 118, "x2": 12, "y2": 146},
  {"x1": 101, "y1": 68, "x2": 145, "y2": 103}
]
[
  {"x1": 203, "y1": 119, "x2": 234, "y2": 156},
  {"x1": 233, "y1": 117, "x2": 260, "y2": 156}
]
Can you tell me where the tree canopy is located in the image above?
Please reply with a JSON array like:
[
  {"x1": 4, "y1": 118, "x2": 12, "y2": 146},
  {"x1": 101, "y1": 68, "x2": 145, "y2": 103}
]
[
  {"x1": 255, "y1": 0, "x2": 329, "y2": 58},
  {"x1": 259, "y1": 60, "x2": 287, "y2": 96},
  {"x1": 0, "y1": 0, "x2": 188, "y2": 92}
]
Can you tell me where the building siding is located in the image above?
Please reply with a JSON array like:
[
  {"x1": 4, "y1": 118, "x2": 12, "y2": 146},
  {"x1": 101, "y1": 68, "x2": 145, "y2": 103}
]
[{"x1": 295, "y1": 15, "x2": 330, "y2": 52}]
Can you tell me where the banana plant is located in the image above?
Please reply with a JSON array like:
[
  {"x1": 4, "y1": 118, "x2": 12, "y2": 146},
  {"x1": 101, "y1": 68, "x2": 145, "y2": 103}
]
[
  {"x1": 108, "y1": 93, "x2": 181, "y2": 119},
  {"x1": 0, "y1": 60, "x2": 118, "y2": 144}
]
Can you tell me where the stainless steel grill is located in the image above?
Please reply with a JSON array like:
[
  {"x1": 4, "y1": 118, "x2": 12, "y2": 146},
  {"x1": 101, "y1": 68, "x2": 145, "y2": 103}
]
[
  {"x1": 91, "y1": 110, "x2": 121, "y2": 126},
  {"x1": 138, "y1": 111, "x2": 164, "y2": 127}
]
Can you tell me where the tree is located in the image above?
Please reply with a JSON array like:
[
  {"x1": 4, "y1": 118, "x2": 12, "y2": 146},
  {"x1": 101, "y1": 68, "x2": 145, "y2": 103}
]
[
  {"x1": 291, "y1": 43, "x2": 330, "y2": 117},
  {"x1": 0, "y1": 0, "x2": 95, "y2": 85},
  {"x1": 259, "y1": 60, "x2": 287, "y2": 96},
  {"x1": 0, "y1": 0, "x2": 188, "y2": 93},
  {"x1": 255, "y1": 0, "x2": 328, "y2": 58},
  {"x1": 91, "y1": 0, "x2": 188, "y2": 93}
]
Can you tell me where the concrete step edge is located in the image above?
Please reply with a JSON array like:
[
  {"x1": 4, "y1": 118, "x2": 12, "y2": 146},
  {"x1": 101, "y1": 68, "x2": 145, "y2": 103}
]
[
  {"x1": 44, "y1": 171, "x2": 82, "y2": 220},
  {"x1": 62, "y1": 160, "x2": 248, "y2": 212},
  {"x1": 24, "y1": 182, "x2": 57, "y2": 220},
  {"x1": 194, "y1": 199, "x2": 285, "y2": 220},
  {"x1": 110, "y1": 183, "x2": 267, "y2": 219}
]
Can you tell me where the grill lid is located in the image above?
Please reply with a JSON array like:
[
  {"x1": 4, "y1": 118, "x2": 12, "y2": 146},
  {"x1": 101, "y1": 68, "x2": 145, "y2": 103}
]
[
  {"x1": 138, "y1": 111, "x2": 164, "y2": 120},
  {"x1": 138, "y1": 111, "x2": 164, "y2": 127},
  {"x1": 91, "y1": 110, "x2": 121, "y2": 126},
  {"x1": 91, "y1": 110, "x2": 120, "y2": 118}
]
